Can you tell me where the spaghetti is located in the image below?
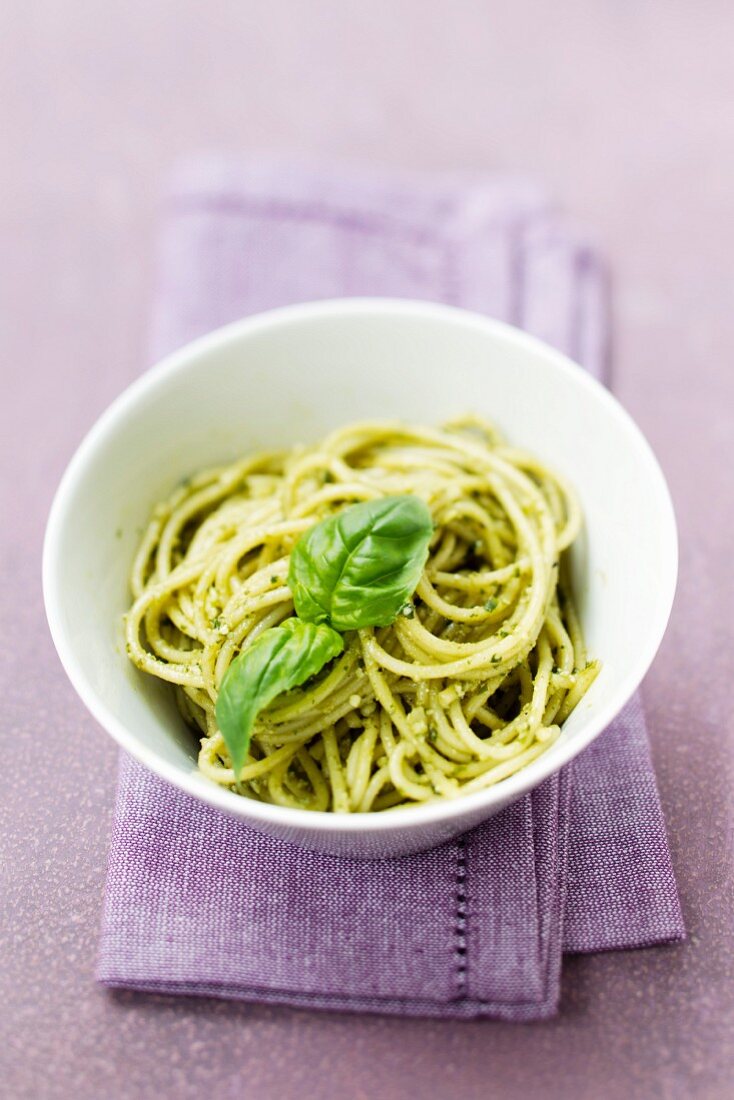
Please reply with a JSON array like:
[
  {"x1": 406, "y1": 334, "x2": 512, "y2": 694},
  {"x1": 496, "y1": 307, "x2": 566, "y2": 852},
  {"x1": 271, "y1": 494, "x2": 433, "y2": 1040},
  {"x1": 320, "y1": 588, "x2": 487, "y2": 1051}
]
[{"x1": 125, "y1": 417, "x2": 599, "y2": 812}]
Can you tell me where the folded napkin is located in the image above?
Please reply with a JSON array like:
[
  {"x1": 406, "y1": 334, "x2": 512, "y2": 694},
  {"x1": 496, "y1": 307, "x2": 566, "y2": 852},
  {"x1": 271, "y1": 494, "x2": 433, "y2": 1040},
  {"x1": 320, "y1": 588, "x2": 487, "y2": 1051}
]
[{"x1": 98, "y1": 159, "x2": 684, "y2": 1020}]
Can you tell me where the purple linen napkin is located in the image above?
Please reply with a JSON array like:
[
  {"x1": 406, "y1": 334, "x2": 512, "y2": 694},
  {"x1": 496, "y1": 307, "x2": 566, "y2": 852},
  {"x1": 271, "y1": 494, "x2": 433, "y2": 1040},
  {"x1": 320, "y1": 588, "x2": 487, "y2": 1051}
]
[{"x1": 98, "y1": 159, "x2": 684, "y2": 1020}]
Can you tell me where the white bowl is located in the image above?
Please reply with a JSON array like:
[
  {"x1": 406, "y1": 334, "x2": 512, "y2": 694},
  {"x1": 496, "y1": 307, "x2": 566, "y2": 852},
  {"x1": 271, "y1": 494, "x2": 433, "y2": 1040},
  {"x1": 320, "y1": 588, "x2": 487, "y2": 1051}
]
[{"x1": 43, "y1": 299, "x2": 677, "y2": 858}]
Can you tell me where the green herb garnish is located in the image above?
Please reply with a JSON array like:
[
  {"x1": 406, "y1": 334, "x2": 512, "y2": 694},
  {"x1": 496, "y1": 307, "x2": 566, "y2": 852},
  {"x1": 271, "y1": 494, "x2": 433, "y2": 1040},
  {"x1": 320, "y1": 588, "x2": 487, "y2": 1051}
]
[
  {"x1": 287, "y1": 495, "x2": 433, "y2": 631},
  {"x1": 216, "y1": 619, "x2": 343, "y2": 780},
  {"x1": 484, "y1": 596, "x2": 498, "y2": 612}
]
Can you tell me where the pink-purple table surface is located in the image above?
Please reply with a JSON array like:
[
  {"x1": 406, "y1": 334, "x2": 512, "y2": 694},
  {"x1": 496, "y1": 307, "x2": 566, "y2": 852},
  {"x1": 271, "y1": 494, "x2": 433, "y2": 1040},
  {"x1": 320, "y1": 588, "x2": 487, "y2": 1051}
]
[{"x1": 2, "y1": 3, "x2": 733, "y2": 1098}]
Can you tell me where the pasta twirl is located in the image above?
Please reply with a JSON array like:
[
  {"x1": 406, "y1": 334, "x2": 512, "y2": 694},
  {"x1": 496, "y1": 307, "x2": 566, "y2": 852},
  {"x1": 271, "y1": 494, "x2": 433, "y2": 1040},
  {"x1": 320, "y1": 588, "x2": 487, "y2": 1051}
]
[{"x1": 125, "y1": 417, "x2": 599, "y2": 812}]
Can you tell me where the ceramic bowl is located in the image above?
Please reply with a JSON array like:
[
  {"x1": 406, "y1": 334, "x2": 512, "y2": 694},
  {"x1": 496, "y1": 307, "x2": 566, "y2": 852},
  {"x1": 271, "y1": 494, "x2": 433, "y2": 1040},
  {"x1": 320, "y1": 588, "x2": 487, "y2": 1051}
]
[{"x1": 43, "y1": 299, "x2": 677, "y2": 857}]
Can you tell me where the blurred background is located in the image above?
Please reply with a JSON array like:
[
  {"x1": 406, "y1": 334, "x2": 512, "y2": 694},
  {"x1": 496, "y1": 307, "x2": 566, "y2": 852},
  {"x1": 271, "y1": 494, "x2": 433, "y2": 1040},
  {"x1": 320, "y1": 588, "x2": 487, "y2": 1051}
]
[
  {"x1": 3, "y1": 3, "x2": 733, "y2": 1097},
  {"x1": 4, "y1": 0, "x2": 733, "y2": 457}
]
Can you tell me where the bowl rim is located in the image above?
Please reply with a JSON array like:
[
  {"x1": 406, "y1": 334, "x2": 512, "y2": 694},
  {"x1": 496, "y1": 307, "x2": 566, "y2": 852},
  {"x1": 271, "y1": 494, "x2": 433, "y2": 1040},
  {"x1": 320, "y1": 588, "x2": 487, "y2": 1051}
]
[{"x1": 42, "y1": 296, "x2": 678, "y2": 835}]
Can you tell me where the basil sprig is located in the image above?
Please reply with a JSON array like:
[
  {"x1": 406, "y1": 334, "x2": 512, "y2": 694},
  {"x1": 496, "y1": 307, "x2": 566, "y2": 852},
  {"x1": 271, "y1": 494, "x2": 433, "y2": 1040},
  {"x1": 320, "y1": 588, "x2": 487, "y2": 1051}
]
[
  {"x1": 216, "y1": 495, "x2": 433, "y2": 778},
  {"x1": 288, "y1": 495, "x2": 433, "y2": 631},
  {"x1": 215, "y1": 618, "x2": 344, "y2": 779}
]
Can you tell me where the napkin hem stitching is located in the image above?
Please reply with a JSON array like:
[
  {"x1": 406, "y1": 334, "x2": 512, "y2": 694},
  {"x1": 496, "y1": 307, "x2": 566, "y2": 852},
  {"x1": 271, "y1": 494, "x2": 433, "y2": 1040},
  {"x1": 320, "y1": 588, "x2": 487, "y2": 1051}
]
[{"x1": 453, "y1": 836, "x2": 468, "y2": 997}]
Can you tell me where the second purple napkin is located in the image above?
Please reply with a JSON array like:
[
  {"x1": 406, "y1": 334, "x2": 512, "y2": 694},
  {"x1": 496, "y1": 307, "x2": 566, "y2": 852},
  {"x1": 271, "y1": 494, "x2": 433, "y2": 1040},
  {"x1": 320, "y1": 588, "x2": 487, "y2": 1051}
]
[{"x1": 98, "y1": 159, "x2": 684, "y2": 1019}]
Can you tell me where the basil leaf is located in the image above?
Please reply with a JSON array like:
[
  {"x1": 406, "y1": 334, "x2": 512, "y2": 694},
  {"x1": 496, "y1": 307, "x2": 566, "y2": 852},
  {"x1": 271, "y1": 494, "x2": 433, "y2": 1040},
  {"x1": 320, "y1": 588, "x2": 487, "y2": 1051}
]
[
  {"x1": 288, "y1": 495, "x2": 433, "y2": 631},
  {"x1": 215, "y1": 618, "x2": 343, "y2": 778}
]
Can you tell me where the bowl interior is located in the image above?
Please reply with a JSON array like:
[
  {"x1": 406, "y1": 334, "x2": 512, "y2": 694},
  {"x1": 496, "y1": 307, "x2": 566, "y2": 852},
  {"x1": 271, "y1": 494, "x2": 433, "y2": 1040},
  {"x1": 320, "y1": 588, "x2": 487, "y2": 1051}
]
[{"x1": 44, "y1": 300, "x2": 676, "y2": 834}]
